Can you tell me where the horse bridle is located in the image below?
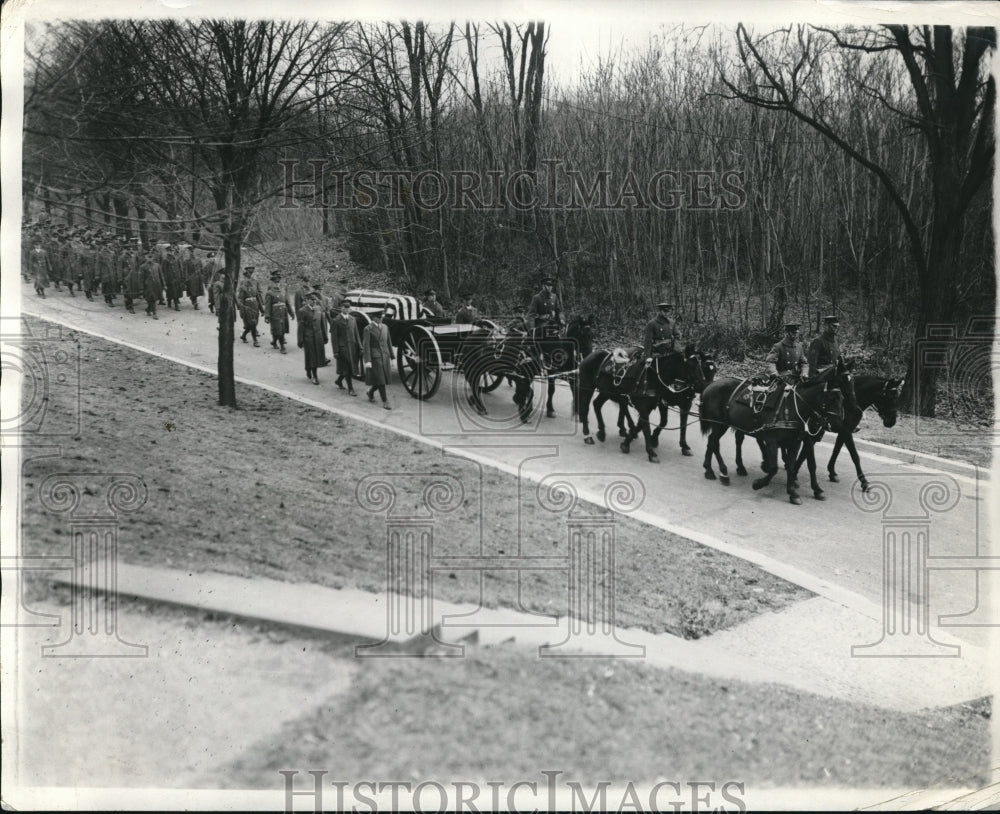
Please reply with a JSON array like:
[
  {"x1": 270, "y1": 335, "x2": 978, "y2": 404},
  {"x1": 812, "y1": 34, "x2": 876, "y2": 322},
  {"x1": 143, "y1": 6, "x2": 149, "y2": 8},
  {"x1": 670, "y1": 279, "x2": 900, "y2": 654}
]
[
  {"x1": 870, "y1": 378, "x2": 904, "y2": 421},
  {"x1": 792, "y1": 382, "x2": 843, "y2": 437}
]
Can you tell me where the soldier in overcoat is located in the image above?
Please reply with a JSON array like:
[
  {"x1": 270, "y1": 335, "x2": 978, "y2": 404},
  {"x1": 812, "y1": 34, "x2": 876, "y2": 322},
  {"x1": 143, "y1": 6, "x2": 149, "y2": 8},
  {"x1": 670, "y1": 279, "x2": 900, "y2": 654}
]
[
  {"x1": 331, "y1": 298, "x2": 362, "y2": 395},
  {"x1": 140, "y1": 250, "x2": 165, "y2": 318},
  {"x1": 183, "y1": 246, "x2": 205, "y2": 308},
  {"x1": 264, "y1": 272, "x2": 294, "y2": 353},
  {"x1": 297, "y1": 291, "x2": 328, "y2": 384},
  {"x1": 362, "y1": 309, "x2": 394, "y2": 409},
  {"x1": 237, "y1": 267, "x2": 264, "y2": 346}
]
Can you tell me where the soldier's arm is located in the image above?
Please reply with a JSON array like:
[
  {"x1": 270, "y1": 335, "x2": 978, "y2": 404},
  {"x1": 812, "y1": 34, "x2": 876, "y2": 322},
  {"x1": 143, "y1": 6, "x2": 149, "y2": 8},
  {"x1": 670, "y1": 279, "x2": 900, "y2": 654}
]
[{"x1": 764, "y1": 343, "x2": 780, "y2": 375}]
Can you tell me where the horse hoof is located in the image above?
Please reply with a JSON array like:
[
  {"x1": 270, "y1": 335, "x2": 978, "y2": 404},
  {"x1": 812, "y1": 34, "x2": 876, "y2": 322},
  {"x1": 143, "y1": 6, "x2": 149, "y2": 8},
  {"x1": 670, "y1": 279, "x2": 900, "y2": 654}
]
[
  {"x1": 619, "y1": 429, "x2": 628, "y2": 438},
  {"x1": 719, "y1": 475, "x2": 730, "y2": 486},
  {"x1": 736, "y1": 466, "x2": 748, "y2": 477},
  {"x1": 704, "y1": 470, "x2": 716, "y2": 481},
  {"x1": 752, "y1": 478, "x2": 767, "y2": 491},
  {"x1": 860, "y1": 480, "x2": 870, "y2": 492},
  {"x1": 650, "y1": 437, "x2": 659, "y2": 449},
  {"x1": 620, "y1": 443, "x2": 630, "y2": 454},
  {"x1": 829, "y1": 472, "x2": 840, "y2": 483},
  {"x1": 546, "y1": 410, "x2": 555, "y2": 418},
  {"x1": 813, "y1": 491, "x2": 826, "y2": 501},
  {"x1": 648, "y1": 453, "x2": 659, "y2": 463},
  {"x1": 584, "y1": 436, "x2": 595, "y2": 446},
  {"x1": 789, "y1": 495, "x2": 802, "y2": 506},
  {"x1": 681, "y1": 447, "x2": 692, "y2": 457},
  {"x1": 596, "y1": 430, "x2": 606, "y2": 443}
]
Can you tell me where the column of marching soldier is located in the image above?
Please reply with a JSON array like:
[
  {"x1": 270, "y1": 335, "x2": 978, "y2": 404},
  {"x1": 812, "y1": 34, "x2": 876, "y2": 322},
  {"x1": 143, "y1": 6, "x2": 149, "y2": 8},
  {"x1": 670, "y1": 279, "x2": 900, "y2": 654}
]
[{"x1": 21, "y1": 222, "x2": 377, "y2": 396}]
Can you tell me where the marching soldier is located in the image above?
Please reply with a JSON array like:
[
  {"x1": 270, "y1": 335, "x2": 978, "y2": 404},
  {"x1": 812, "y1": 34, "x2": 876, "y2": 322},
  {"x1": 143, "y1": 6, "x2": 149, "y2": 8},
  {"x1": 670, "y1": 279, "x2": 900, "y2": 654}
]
[
  {"x1": 362, "y1": 308, "x2": 394, "y2": 409},
  {"x1": 331, "y1": 298, "x2": 362, "y2": 395},
  {"x1": 297, "y1": 291, "x2": 328, "y2": 385},
  {"x1": 121, "y1": 245, "x2": 142, "y2": 313},
  {"x1": 808, "y1": 315, "x2": 844, "y2": 376},
  {"x1": 264, "y1": 272, "x2": 294, "y2": 353},
  {"x1": 140, "y1": 249, "x2": 165, "y2": 319},
  {"x1": 528, "y1": 276, "x2": 563, "y2": 339},
  {"x1": 161, "y1": 244, "x2": 184, "y2": 311},
  {"x1": 79, "y1": 236, "x2": 97, "y2": 300},
  {"x1": 28, "y1": 238, "x2": 53, "y2": 297},
  {"x1": 237, "y1": 266, "x2": 264, "y2": 346},
  {"x1": 96, "y1": 238, "x2": 118, "y2": 306},
  {"x1": 183, "y1": 245, "x2": 204, "y2": 309}
]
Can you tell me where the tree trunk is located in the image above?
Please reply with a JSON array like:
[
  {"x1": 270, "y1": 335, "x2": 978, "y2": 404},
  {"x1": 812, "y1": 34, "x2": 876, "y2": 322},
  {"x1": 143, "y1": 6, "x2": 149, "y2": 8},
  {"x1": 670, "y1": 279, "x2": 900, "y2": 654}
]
[{"x1": 217, "y1": 231, "x2": 241, "y2": 408}]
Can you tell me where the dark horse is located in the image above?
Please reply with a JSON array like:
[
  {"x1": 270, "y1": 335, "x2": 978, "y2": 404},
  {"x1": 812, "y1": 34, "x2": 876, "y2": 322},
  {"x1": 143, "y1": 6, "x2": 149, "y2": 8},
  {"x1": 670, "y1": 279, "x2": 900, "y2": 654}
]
[
  {"x1": 577, "y1": 345, "x2": 707, "y2": 463},
  {"x1": 537, "y1": 315, "x2": 595, "y2": 418},
  {"x1": 609, "y1": 351, "x2": 717, "y2": 456},
  {"x1": 460, "y1": 331, "x2": 543, "y2": 423},
  {"x1": 699, "y1": 363, "x2": 850, "y2": 504},
  {"x1": 789, "y1": 373, "x2": 903, "y2": 492}
]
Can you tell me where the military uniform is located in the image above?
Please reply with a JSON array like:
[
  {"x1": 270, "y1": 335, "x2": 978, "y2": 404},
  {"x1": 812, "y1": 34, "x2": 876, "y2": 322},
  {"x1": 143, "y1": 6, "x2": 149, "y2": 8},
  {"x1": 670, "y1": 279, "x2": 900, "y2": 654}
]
[
  {"x1": 297, "y1": 295, "x2": 328, "y2": 383},
  {"x1": 808, "y1": 329, "x2": 842, "y2": 375},
  {"x1": 331, "y1": 302, "x2": 362, "y2": 392},
  {"x1": 161, "y1": 248, "x2": 184, "y2": 310},
  {"x1": 237, "y1": 270, "x2": 264, "y2": 346},
  {"x1": 29, "y1": 244, "x2": 53, "y2": 296},
  {"x1": 455, "y1": 300, "x2": 479, "y2": 324},
  {"x1": 362, "y1": 314, "x2": 393, "y2": 407},
  {"x1": 765, "y1": 333, "x2": 808, "y2": 377},
  {"x1": 528, "y1": 283, "x2": 563, "y2": 337},
  {"x1": 264, "y1": 280, "x2": 293, "y2": 352},
  {"x1": 140, "y1": 254, "x2": 165, "y2": 317},
  {"x1": 183, "y1": 250, "x2": 204, "y2": 308},
  {"x1": 642, "y1": 310, "x2": 681, "y2": 358}
]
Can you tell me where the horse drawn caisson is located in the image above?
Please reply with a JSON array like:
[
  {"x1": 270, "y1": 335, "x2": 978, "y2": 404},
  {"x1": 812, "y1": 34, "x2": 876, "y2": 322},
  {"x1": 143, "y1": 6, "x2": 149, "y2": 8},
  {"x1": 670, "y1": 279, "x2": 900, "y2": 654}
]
[
  {"x1": 345, "y1": 289, "x2": 505, "y2": 401},
  {"x1": 346, "y1": 290, "x2": 593, "y2": 421}
]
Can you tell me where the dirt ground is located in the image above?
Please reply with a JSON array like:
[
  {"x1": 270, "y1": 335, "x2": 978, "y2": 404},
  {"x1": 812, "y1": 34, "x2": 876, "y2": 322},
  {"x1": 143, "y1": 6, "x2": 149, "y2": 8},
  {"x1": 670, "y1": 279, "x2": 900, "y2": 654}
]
[
  {"x1": 225, "y1": 641, "x2": 992, "y2": 790},
  {"x1": 19, "y1": 316, "x2": 810, "y2": 640}
]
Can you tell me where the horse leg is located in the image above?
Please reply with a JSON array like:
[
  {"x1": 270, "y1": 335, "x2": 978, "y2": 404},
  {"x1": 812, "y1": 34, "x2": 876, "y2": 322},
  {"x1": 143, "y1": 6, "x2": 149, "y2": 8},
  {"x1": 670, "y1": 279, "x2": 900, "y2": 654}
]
[
  {"x1": 579, "y1": 387, "x2": 595, "y2": 444},
  {"x1": 466, "y1": 374, "x2": 488, "y2": 415},
  {"x1": 783, "y1": 441, "x2": 803, "y2": 505},
  {"x1": 677, "y1": 402, "x2": 693, "y2": 457},
  {"x1": 634, "y1": 404, "x2": 659, "y2": 463},
  {"x1": 546, "y1": 376, "x2": 556, "y2": 418},
  {"x1": 594, "y1": 393, "x2": 609, "y2": 443},
  {"x1": 828, "y1": 434, "x2": 846, "y2": 482},
  {"x1": 703, "y1": 426, "x2": 729, "y2": 484},
  {"x1": 804, "y1": 441, "x2": 824, "y2": 500},
  {"x1": 649, "y1": 404, "x2": 666, "y2": 449},
  {"x1": 619, "y1": 401, "x2": 640, "y2": 454},
  {"x1": 842, "y1": 432, "x2": 868, "y2": 491},
  {"x1": 735, "y1": 431, "x2": 748, "y2": 477},
  {"x1": 752, "y1": 440, "x2": 778, "y2": 492}
]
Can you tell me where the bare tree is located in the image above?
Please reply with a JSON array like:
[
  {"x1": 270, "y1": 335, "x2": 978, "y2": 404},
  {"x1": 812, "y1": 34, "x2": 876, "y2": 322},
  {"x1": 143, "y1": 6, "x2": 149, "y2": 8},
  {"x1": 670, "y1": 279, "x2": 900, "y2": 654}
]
[{"x1": 719, "y1": 24, "x2": 995, "y2": 415}]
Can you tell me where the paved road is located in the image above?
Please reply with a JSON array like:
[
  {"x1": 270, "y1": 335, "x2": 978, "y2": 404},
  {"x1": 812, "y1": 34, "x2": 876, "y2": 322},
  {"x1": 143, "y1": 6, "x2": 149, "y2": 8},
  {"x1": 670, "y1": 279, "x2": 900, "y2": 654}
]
[{"x1": 16, "y1": 284, "x2": 997, "y2": 652}]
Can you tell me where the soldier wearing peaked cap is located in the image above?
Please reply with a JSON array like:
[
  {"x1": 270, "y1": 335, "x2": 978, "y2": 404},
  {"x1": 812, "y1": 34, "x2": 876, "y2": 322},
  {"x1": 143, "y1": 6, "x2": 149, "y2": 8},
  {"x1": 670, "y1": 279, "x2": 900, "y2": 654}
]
[
  {"x1": 528, "y1": 276, "x2": 563, "y2": 339},
  {"x1": 808, "y1": 315, "x2": 844, "y2": 377},
  {"x1": 265, "y1": 272, "x2": 294, "y2": 354},
  {"x1": 764, "y1": 322, "x2": 809, "y2": 381}
]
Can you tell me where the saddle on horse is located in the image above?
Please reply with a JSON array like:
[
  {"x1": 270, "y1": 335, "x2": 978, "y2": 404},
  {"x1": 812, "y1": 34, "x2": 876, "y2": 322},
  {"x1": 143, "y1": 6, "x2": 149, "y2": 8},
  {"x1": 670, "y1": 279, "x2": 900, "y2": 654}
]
[
  {"x1": 729, "y1": 376, "x2": 798, "y2": 431},
  {"x1": 602, "y1": 347, "x2": 644, "y2": 388}
]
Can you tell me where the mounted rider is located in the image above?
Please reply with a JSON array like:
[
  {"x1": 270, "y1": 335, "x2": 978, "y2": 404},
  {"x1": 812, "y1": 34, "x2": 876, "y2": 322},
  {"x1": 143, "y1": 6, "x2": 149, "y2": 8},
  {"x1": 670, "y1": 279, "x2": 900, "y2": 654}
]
[
  {"x1": 529, "y1": 276, "x2": 563, "y2": 341},
  {"x1": 808, "y1": 315, "x2": 844, "y2": 378},
  {"x1": 641, "y1": 302, "x2": 681, "y2": 394},
  {"x1": 764, "y1": 322, "x2": 809, "y2": 383}
]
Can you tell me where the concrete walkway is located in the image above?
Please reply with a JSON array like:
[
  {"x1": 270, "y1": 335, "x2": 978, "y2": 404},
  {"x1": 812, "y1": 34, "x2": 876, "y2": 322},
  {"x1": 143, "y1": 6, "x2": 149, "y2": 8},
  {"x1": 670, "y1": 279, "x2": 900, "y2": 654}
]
[{"x1": 52, "y1": 562, "x2": 993, "y2": 714}]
